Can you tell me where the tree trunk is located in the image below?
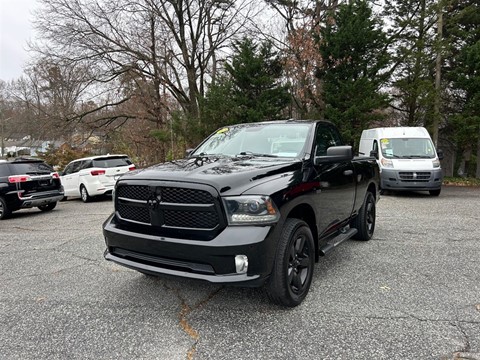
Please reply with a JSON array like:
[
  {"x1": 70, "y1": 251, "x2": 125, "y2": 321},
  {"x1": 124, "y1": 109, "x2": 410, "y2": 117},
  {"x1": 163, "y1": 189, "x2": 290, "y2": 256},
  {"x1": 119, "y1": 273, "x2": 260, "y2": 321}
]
[
  {"x1": 433, "y1": 3, "x2": 443, "y2": 147},
  {"x1": 476, "y1": 125, "x2": 480, "y2": 178},
  {"x1": 458, "y1": 147, "x2": 471, "y2": 177}
]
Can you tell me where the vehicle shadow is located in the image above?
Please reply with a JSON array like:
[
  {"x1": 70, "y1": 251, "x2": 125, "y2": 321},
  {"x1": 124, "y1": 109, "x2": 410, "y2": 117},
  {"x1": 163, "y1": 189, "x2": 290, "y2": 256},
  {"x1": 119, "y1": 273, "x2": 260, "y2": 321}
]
[
  {"x1": 62, "y1": 194, "x2": 113, "y2": 203},
  {"x1": 381, "y1": 190, "x2": 432, "y2": 198},
  {"x1": 2, "y1": 207, "x2": 59, "y2": 220}
]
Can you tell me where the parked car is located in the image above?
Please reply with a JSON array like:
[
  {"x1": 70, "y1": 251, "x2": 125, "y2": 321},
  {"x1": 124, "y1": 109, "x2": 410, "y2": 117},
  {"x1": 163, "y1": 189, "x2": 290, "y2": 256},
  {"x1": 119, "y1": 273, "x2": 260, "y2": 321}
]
[
  {"x1": 0, "y1": 158, "x2": 64, "y2": 220},
  {"x1": 60, "y1": 154, "x2": 135, "y2": 202},
  {"x1": 103, "y1": 120, "x2": 380, "y2": 307}
]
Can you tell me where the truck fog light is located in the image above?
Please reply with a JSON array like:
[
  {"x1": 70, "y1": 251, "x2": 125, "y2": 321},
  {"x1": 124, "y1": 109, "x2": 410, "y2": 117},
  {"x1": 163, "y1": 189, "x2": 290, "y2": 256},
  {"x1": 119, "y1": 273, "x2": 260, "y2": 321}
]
[{"x1": 235, "y1": 255, "x2": 248, "y2": 274}]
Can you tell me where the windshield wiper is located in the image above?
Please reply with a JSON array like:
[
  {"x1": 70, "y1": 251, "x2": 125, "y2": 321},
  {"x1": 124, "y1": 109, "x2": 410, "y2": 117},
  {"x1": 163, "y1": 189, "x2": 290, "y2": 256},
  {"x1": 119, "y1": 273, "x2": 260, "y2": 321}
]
[
  {"x1": 192, "y1": 152, "x2": 219, "y2": 157},
  {"x1": 401, "y1": 155, "x2": 432, "y2": 159},
  {"x1": 236, "y1": 151, "x2": 278, "y2": 158}
]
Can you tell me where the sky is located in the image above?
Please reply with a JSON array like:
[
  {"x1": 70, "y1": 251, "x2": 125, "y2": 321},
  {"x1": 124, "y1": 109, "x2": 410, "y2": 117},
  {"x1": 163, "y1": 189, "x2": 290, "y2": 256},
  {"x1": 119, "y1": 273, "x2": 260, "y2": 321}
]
[{"x1": 0, "y1": 0, "x2": 38, "y2": 82}]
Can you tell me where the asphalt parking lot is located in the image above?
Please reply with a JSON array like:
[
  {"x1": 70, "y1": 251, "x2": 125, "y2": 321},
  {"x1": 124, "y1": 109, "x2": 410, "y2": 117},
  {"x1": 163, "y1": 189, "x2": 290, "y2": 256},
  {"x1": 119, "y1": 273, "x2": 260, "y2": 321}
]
[{"x1": 1, "y1": 186, "x2": 479, "y2": 360}]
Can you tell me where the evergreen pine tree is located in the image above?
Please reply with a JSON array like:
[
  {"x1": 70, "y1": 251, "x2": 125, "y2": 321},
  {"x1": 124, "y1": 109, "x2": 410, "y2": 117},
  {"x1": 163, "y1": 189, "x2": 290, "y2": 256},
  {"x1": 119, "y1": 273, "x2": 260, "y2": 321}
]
[
  {"x1": 444, "y1": 0, "x2": 480, "y2": 177},
  {"x1": 201, "y1": 38, "x2": 290, "y2": 135},
  {"x1": 317, "y1": 0, "x2": 390, "y2": 146},
  {"x1": 383, "y1": 0, "x2": 439, "y2": 128}
]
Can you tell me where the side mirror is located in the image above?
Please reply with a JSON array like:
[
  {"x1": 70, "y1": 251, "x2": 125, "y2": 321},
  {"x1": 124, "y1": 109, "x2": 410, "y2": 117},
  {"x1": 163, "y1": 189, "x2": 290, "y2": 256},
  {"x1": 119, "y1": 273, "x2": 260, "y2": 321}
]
[
  {"x1": 185, "y1": 149, "x2": 194, "y2": 157},
  {"x1": 437, "y1": 149, "x2": 444, "y2": 160},
  {"x1": 314, "y1": 145, "x2": 353, "y2": 165},
  {"x1": 369, "y1": 150, "x2": 379, "y2": 160}
]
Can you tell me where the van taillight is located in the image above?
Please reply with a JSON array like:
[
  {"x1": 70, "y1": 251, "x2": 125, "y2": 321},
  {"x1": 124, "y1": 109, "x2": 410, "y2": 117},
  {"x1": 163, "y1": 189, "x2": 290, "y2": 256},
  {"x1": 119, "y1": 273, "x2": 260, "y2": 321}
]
[
  {"x1": 128, "y1": 166, "x2": 136, "y2": 171},
  {"x1": 91, "y1": 170, "x2": 106, "y2": 176},
  {"x1": 8, "y1": 175, "x2": 31, "y2": 183},
  {"x1": 51, "y1": 172, "x2": 60, "y2": 179}
]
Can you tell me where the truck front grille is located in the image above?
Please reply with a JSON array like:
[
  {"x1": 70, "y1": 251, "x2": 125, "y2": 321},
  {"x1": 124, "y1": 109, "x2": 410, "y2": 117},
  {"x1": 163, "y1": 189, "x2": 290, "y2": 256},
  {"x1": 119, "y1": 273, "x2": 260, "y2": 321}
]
[
  {"x1": 162, "y1": 187, "x2": 214, "y2": 204},
  {"x1": 114, "y1": 182, "x2": 224, "y2": 239},
  {"x1": 164, "y1": 210, "x2": 218, "y2": 228},
  {"x1": 117, "y1": 185, "x2": 151, "y2": 200},
  {"x1": 399, "y1": 171, "x2": 431, "y2": 182},
  {"x1": 117, "y1": 202, "x2": 150, "y2": 223}
]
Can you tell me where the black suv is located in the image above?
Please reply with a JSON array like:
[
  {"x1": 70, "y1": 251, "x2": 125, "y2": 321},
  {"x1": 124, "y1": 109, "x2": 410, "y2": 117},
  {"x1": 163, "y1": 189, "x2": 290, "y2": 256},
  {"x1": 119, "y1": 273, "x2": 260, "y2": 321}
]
[{"x1": 0, "y1": 158, "x2": 64, "y2": 220}]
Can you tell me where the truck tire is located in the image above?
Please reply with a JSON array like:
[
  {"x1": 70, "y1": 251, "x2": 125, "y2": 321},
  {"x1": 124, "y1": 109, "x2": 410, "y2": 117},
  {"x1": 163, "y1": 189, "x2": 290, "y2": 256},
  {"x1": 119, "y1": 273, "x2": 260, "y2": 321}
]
[
  {"x1": 351, "y1": 191, "x2": 376, "y2": 241},
  {"x1": 0, "y1": 197, "x2": 12, "y2": 220},
  {"x1": 266, "y1": 219, "x2": 315, "y2": 307},
  {"x1": 429, "y1": 189, "x2": 441, "y2": 196}
]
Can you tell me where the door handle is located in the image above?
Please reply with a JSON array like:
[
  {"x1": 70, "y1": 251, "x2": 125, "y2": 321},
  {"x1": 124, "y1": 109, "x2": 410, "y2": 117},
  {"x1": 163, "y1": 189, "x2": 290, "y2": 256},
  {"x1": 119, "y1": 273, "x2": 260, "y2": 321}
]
[{"x1": 343, "y1": 170, "x2": 353, "y2": 176}]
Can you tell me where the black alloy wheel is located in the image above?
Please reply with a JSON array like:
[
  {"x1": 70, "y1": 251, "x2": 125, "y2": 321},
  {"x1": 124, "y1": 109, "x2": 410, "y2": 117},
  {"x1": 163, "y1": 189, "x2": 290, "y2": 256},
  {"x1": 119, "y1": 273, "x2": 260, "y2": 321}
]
[
  {"x1": 266, "y1": 218, "x2": 315, "y2": 307},
  {"x1": 352, "y1": 191, "x2": 376, "y2": 241}
]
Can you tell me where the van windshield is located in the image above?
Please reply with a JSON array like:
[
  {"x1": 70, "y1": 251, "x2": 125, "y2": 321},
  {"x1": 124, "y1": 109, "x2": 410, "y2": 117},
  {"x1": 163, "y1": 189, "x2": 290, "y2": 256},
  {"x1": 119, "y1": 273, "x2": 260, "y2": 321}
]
[{"x1": 380, "y1": 138, "x2": 436, "y2": 159}]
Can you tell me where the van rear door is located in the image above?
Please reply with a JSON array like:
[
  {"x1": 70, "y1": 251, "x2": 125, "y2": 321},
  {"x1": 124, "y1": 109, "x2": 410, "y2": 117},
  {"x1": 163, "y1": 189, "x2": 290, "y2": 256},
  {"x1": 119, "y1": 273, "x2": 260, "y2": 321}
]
[{"x1": 92, "y1": 156, "x2": 135, "y2": 186}]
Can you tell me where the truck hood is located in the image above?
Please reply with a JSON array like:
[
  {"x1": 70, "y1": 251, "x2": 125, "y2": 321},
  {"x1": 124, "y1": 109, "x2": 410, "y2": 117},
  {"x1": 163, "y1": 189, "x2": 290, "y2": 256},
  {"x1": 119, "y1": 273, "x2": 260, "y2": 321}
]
[{"x1": 119, "y1": 156, "x2": 301, "y2": 195}]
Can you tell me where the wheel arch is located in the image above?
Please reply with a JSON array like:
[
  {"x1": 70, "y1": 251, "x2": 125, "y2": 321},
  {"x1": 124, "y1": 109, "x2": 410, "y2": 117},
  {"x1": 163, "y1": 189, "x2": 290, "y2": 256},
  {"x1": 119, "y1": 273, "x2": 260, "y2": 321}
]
[
  {"x1": 367, "y1": 181, "x2": 377, "y2": 200},
  {"x1": 285, "y1": 203, "x2": 318, "y2": 261}
]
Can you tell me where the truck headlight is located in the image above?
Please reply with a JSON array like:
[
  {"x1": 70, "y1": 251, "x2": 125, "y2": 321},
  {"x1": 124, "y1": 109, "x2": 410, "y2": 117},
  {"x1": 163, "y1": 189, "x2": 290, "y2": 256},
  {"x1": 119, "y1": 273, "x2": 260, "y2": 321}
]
[
  {"x1": 432, "y1": 159, "x2": 440, "y2": 168},
  {"x1": 223, "y1": 195, "x2": 280, "y2": 225},
  {"x1": 381, "y1": 158, "x2": 393, "y2": 168}
]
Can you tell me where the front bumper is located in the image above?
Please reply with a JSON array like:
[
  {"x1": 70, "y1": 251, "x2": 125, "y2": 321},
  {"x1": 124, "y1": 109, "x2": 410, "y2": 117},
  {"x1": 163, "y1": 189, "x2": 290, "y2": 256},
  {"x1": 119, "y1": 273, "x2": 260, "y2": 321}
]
[
  {"x1": 380, "y1": 168, "x2": 443, "y2": 191},
  {"x1": 103, "y1": 214, "x2": 276, "y2": 286}
]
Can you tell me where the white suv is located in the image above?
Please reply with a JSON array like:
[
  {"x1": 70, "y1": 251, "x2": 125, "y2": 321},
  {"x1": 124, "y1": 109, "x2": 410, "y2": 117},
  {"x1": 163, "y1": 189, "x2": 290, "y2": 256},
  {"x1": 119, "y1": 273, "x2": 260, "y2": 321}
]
[{"x1": 60, "y1": 154, "x2": 135, "y2": 202}]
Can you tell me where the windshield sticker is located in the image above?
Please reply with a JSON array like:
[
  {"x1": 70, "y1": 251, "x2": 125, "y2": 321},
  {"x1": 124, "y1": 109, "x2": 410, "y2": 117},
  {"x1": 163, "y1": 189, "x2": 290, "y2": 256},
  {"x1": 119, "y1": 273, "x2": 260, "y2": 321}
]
[
  {"x1": 381, "y1": 139, "x2": 393, "y2": 155},
  {"x1": 217, "y1": 128, "x2": 229, "y2": 134}
]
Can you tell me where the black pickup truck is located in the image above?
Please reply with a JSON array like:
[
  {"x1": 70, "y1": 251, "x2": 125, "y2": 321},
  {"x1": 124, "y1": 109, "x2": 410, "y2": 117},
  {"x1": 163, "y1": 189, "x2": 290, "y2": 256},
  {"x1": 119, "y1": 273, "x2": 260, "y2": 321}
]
[{"x1": 103, "y1": 120, "x2": 380, "y2": 306}]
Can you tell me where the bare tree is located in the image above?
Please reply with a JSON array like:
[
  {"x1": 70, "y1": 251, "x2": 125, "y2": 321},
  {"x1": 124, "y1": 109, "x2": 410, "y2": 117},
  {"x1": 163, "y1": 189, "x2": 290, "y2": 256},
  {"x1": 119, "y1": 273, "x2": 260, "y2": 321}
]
[
  {"x1": 7, "y1": 57, "x2": 92, "y2": 140},
  {"x1": 264, "y1": 0, "x2": 342, "y2": 118},
  {"x1": 32, "y1": 0, "x2": 259, "y2": 127}
]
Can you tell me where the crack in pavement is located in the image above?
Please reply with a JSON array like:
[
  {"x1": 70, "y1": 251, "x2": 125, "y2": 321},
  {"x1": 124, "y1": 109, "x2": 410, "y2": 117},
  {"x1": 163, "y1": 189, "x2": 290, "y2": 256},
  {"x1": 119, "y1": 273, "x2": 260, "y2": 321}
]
[
  {"x1": 7, "y1": 226, "x2": 38, "y2": 232},
  {"x1": 316, "y1": 307, "x2": 480, "y2": 325},
  {"x1": 164, "y1": 283, "x2": 224, "y2": 360},
  {"x1": 448, "y1": 353, "x2": 480, "y2": 360},
  {"x1": 451, "y1": 321, "x2": 471, "y2": 354}
]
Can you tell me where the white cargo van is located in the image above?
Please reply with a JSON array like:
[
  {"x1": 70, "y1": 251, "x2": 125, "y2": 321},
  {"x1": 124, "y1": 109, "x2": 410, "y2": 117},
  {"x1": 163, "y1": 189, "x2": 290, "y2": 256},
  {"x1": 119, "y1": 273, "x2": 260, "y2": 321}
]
[{"x1": 359, "y1": 127, "x2": 443, "y2": 196}]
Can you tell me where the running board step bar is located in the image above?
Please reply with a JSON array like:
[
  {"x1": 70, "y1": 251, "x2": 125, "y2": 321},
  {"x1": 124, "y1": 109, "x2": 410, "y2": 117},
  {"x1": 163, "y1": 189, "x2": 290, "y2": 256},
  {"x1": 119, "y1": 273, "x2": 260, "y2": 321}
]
[{"x1": 319, "y1": 228, "x2": 358, "y2": 256}]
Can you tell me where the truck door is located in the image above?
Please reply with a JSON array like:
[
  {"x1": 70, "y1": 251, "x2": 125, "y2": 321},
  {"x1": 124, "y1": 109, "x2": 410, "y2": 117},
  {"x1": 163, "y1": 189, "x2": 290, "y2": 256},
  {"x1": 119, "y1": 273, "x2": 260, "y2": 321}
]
[{"x1": 312, "y1": 123, "x2": 356, "y2": 235}]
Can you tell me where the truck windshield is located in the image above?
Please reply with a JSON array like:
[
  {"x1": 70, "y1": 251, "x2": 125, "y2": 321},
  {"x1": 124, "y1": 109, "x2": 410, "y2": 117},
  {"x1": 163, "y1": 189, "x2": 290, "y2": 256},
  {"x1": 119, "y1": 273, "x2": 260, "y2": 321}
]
[
  {"x1": 191, "y1": 123, "x2": 313, "y2": 158},
  {"x1": 380, "y1": 138, "x2": 436, "y2": 159}
]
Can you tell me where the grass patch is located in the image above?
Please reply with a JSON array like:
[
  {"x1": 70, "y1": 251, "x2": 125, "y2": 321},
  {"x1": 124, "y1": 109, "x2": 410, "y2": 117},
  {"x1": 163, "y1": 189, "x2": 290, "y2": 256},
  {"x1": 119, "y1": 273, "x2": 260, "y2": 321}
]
[{"x1": 443, "y1": 176, "x2": 480, "y2": 187}]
